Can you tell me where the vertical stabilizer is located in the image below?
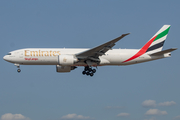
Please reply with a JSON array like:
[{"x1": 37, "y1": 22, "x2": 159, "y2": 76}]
[
  {"x1": 123, "y1": 25, "x2": 171, "y2": 63},
  {"x1": 146, "y1": 25, "x2": 171, "y2": 54}
]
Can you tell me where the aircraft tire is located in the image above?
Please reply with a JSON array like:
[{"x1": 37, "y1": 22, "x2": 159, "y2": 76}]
[
  {"x1": 82, "y1": 71, "x2": 86, "y2": 75},
  {"x1": 84, "y1": 67, "x2": 89, "y2": 71},
  {"x1": 86, "y1": 72, "x2": 90, "y2": 75},
  {"x1": 17, "y1": 69, "x2": 21, "y2": 73},
  {"x1": 90, "y1": 73, "x2": 94, "y2": 77},
  {"x1": 92, "y1": 69, "x2": 96, "y2": 73},
  {"x1": 88, "y1": 68, "x2": 92, "y2": 71}
]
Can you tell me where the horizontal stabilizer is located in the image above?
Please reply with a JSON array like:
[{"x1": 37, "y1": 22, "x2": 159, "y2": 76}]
[{"x1": 150, "y1": 48, "x2": 177, "y2": 56}]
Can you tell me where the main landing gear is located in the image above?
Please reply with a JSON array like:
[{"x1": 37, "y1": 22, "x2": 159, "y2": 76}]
[{"x1": 82, "y1": 66, "x2": 96, "y2": 77}]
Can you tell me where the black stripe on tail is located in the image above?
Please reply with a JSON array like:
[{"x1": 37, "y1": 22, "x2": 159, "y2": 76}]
[{"x1": 146, "y1": 41, "x2": 165, "y2": 52}]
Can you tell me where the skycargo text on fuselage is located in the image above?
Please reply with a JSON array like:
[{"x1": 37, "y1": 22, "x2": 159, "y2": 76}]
[{"x1": 24, "y1": 50, "x2": 61, "y2": 57}]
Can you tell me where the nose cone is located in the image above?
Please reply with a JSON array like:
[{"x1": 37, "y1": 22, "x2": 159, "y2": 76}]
[
  {"x1": 3, "y1": 55, "x2": 10, "y2": 62},
  {"x1": 3, "y1": 55, "x2": 7, "y2": 61}
]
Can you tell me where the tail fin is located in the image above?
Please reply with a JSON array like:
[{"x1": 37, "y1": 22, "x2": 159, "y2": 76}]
[
  {"x1": 145, "y1": 25, "x2": 171, "y2": 54},
  {"x1": 122, "y1": 25, "x2": 171, "y2": 63}
]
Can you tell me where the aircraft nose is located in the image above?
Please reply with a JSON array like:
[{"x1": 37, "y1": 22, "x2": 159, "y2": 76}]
[
  {"x1": 3, "y1": 55, "x2": 14, "y2": 63},
  {"x1": 3, "y1": 55, "x2": 9, "y2": 61},
  {"x1": 3, "y1": 55, "x2": 6, "y2": 60}
]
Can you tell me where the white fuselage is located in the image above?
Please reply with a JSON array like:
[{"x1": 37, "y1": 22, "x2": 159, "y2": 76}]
[
  {"x1": 3, "y1": 48, "x2": 169, "y2": 66},
  {"x1": 3, "y1": 25, "x2": 175, "y2": 75}
]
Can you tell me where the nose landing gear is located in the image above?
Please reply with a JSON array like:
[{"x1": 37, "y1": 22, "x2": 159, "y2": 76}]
[
  {"x1": 17, "y1": 69, "x2": 21, "y2": 73},
  {"x1": 82, "y1": 66, "x2": 96, "y2": 77},
  {"x1": 14, "y1": 64, "x2": 21, "y2": 73}
]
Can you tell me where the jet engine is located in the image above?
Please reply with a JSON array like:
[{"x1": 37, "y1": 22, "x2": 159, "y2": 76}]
[{"x1": 58, "y1": 55, "x2": 78, "y2": 65}]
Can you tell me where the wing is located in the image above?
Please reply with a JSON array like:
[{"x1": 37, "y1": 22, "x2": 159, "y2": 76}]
[{"x1": 76, "y1": 33, "x2": 130, "y2": 62}]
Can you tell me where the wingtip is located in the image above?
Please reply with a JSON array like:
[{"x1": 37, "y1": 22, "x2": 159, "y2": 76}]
[
  {"x1": 172, "y1": 48, "x2": 178, "y2": 50},
  {"x1": 123, "y1": 33, "x2": 130, "y2": 36}
]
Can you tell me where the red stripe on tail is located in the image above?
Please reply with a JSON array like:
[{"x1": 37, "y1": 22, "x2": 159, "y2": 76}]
[{"x1": 123, "y1": 35, "x2": 157, "y2": 63}]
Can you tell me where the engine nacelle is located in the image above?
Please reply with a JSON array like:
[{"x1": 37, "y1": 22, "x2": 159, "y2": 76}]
[
  {"x1": 56, "y1": 65, "x2": 71, "y2": 72},
  {"x1": 56, "y1": 65, "x2": 77, "y2": 73},
  {"x1": 58, "y1": 55, "x2": 78, "y2": 65}
]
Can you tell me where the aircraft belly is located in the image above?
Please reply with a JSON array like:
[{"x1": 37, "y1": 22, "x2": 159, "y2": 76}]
[{"x1": 121, "y1": 54, "x2": 165, "y2": 65}]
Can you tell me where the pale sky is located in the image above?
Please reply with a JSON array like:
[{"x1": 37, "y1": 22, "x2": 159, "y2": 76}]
[{"x1": 0, "y1": 1, "x2": 180, "y2": 120}]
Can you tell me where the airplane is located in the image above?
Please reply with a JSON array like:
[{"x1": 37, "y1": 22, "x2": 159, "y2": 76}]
[{"x1": 3, "y1": 25, "x2": 177, "y2": 76}]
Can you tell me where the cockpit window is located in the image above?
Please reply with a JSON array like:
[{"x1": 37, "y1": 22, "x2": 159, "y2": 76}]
[{"x1": 7, "y1": 53, "x2": 11, "y2": 55}]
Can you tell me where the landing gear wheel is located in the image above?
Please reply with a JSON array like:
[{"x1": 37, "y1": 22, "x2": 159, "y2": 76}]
[
  {"x1": 90, "y1": 73, "x2": 94, "y2": 77},
  {"x1": 92, "y1": 69, "x2": 96, "y2": 73},
  {"x1": 83, "y1": 66, "x2": 97, "y2": 77},
  {"x1": 84, "y1": 67, "x2": 89, "y2": 71},
  {"x1": 17, "y1": 69, "x2": 21, "y2": 73},
  {"x1": 86, "y1": 72, "x2": 90, "y2": 76},
  {"x1": 88, "y1": 68, "x2": 92, "y2": 71},
  {"x1": 82, "y1": 71, "x2": 86, "y2": 75}
]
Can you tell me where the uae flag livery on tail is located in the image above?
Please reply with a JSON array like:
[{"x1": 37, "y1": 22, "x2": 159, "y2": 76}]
[
  {"x1": 146, "y1": 25, "x2": 170, "y2": 53},
  {"x1": 123, "y1": 25, "x2": 171, "y2": 63}
]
